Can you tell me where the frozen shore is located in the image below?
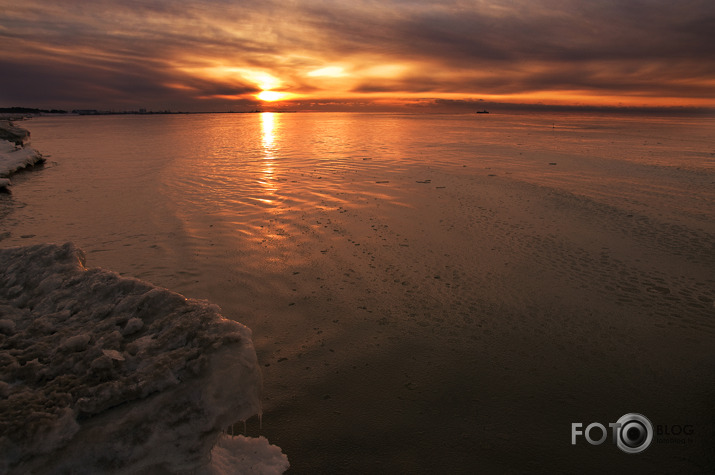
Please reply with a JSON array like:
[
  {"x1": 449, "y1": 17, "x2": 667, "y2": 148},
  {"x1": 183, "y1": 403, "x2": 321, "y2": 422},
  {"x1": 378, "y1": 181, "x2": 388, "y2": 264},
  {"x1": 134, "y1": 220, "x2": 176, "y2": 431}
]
[
  {"x1": 0, "y1": 120, "x2": 44, "y2": 190},
  {"x1": 0, "y1": 243, "x2": 288, "y2": 474}
]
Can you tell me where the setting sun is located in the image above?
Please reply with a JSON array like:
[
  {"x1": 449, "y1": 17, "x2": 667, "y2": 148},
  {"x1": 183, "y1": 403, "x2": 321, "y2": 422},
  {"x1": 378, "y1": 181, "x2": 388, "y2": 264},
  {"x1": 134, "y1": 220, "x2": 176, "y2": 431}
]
[{"x1": 257, "y1": 91, "x2": 284, "y2": 102}]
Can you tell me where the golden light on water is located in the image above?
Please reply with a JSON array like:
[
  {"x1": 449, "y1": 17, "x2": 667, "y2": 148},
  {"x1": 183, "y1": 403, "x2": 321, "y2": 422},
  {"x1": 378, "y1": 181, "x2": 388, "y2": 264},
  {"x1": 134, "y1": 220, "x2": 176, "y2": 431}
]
[
  {"x1": 258, "y1": 112, "x2": 278, "y2": 207},
  {"x1": 260, "y1": 112, "x2": 276, "y2": 150}
]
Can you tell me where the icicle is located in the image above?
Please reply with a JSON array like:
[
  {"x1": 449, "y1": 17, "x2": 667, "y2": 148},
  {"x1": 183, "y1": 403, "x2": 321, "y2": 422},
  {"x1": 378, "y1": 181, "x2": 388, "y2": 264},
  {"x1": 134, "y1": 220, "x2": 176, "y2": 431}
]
[{"x1": 257, "y1": 401, "x2": 264, "y2": 429}]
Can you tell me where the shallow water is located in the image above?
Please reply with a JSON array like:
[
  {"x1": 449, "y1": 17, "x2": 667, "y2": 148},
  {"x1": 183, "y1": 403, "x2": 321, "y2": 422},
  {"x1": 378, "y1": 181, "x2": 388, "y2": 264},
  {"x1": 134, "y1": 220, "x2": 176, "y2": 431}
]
[{"x1": 2, "y1": 112, "x2": 715, "y2": 473}]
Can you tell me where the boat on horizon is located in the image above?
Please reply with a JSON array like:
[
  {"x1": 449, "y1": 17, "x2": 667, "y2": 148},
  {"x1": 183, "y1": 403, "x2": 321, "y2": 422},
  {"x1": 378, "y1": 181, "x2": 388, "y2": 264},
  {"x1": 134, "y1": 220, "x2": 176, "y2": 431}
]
[{"x1": 476, "y1": 110, "x2": 489, "y2": 114}]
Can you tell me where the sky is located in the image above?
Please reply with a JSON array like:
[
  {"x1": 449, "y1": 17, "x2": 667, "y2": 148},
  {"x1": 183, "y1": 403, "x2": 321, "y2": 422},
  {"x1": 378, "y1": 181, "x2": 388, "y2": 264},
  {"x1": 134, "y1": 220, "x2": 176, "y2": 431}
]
[{"x1": 0, "y1": 0, "x2": 713, "y2": 112}]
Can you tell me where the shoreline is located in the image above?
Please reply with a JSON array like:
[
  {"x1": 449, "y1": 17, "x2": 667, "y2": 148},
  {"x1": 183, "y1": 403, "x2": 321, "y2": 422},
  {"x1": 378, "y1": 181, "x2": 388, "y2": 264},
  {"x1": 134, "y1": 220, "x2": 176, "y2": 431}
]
[{"x1": 0, "y1": 121, "x2": 289, "y2": 473}]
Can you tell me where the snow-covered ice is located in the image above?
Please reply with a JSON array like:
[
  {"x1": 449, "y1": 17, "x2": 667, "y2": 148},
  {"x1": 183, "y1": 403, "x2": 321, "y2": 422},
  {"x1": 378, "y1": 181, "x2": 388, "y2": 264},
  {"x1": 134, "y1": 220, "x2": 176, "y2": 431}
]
[
  {"x1": 200, "y1": 434, "x2": 290, "y2": 475},
  {"x1": 0, "y1": 242, "x2": 288, "y2": 474},
  {"x1": 0, "y1": 119, "x2": 30, "y2": 145},
  {"x1": 0, "y1": 121, "x2": 44, "y2": 190}
]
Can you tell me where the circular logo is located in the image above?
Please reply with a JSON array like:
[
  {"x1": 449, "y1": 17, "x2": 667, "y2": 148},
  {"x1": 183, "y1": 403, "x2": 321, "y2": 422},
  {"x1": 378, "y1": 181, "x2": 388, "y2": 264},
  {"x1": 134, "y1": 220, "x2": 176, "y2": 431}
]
[{"x1": 616, "y1": 413, "x2": 653, "y2": 454}]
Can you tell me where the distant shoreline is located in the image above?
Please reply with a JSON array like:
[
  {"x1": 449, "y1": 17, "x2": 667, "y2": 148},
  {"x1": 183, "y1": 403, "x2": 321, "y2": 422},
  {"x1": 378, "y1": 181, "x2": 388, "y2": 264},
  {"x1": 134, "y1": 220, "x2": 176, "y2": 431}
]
[
  {"x1": 3, "y1": 103, "x2": 714, "y2": 117},
  {"x1": 0, "y1": 107, "x2": 291, "y2": 116}
]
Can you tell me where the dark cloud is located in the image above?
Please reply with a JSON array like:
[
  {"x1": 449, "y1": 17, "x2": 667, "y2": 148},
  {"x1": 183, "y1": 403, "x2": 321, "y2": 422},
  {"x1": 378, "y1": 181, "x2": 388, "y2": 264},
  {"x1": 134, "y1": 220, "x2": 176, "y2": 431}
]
[
  {"x1": 0, "y1": 56, "x2": 260, "y2": 111},
  {"x1": 306, "y1": 0, "x2": 715, "y2": 64}
]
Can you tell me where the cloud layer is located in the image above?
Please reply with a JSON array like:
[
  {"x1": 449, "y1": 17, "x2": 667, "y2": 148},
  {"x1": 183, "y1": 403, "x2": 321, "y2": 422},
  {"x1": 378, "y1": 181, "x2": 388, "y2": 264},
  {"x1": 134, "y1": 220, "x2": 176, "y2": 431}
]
[{"x1": 1, "y1": 0, "x2": 713, "y2": 111}]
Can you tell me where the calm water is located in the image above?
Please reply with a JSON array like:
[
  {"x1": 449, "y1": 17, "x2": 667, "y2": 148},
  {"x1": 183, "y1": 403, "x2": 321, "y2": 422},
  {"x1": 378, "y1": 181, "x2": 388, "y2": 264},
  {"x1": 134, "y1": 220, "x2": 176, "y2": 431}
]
[{"x1": 2, "y1": 112, "x2": 715, "y2": 473}]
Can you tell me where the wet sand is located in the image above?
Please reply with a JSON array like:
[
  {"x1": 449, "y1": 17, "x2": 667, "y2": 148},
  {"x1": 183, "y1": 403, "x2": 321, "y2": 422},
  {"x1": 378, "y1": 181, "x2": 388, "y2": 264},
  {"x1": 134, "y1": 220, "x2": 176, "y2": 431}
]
[
  {"x1": 235, "y1": 164, "x2": 715, "y2": 473},
  {"x1": 2, "y1": 113, "x2": 714, "y2": 473}
]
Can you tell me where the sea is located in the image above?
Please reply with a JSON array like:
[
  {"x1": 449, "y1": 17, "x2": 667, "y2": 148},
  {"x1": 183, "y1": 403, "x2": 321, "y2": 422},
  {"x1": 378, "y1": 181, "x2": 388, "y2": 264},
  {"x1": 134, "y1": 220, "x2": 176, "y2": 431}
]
[{"x1": 2, "y1": 111, "x2": 714, "y2": 473}]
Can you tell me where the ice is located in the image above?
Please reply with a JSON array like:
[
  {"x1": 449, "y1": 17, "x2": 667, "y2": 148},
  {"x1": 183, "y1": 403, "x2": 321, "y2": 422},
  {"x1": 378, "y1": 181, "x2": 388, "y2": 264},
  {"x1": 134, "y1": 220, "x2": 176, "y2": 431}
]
[
  {"x1": 0, "y1": 242, "x2": 288, "y2": 474},
  {"x1": 0, "y1": 120, "x2": 44, "y2": 190},
  {"x1": 0, "y1": 120, "x2": 30, "y2": 144},
  {"x1": 202, "y1": 434, "x2": 289, "y2": 475}
]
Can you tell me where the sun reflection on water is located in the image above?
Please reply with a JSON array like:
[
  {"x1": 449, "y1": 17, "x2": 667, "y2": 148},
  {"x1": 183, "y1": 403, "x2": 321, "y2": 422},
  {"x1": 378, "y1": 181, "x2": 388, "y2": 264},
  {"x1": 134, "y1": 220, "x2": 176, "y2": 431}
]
[
  {"x1": 261, "y1": 112, "x2": 276, "y2": 151},
  {"x1": 258, "y1": 112, "x2": 278, "y2": 205}
]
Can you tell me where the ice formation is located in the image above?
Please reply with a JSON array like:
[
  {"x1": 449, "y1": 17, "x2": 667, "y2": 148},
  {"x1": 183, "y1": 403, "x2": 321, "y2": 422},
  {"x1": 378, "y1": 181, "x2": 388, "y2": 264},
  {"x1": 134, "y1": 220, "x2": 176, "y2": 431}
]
[
  {"x1": 0, "y1": 120, "x2": 44, "y2": 190},
  {"x1": 0, "y1": 120, "x2": 30, "y2": 144},
  {"x1": 0, "y1": 243, "x2": 287, "y2": 474},
  {"x1": 201, "y1": 434, "x2": 290, "y2": 475}
]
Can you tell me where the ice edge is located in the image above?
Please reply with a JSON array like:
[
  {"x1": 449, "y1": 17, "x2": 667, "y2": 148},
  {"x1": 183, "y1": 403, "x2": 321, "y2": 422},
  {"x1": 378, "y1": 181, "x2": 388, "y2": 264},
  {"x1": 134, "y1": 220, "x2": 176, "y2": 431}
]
[
  {"x1": 0, "y1": 242, "x2": 288, "y2": 474},
  {"x1": 0, "y1": 120, "x2": 45, "y2": 191}
]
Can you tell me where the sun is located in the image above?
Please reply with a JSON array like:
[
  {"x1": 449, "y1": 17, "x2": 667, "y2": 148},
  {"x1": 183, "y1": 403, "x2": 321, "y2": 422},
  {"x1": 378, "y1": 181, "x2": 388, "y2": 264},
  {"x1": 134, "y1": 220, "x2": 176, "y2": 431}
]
[{"x1": 257, "y1": 90, "x2": 284, "y2": 102}]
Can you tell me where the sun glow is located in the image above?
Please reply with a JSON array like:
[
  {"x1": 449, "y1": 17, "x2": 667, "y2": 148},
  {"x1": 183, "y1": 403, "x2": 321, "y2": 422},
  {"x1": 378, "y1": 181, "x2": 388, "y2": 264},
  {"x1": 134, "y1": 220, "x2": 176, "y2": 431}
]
[
  {"x1": 257, "y1": 90, "x2": 285, "y2": 102},
  {"x1": 307, "y1": 66, "x2": 347, "y2": 78}
]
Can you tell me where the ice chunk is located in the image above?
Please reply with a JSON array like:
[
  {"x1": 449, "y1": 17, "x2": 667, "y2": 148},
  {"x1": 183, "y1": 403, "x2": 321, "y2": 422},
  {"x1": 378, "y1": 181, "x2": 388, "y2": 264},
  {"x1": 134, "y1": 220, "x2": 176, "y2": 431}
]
[
  {"x1": 0, "y1": 243, "x2": 283, "y2": 474},
  {"x1": 203, "y1": 434, "x2": 290, "y2": 475},
  {"x1": 60, "y1": 333, "x2": 92, "y2": 352},
  {"x1": 0, "y1": 120, "x2": 30, "y2": 145},
  {"x1": 0, "y1": 121, "x2": 44, "y2": 190},
  {"x1": 0, "y1": 319, "x2": 16, "y2": 335}
]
